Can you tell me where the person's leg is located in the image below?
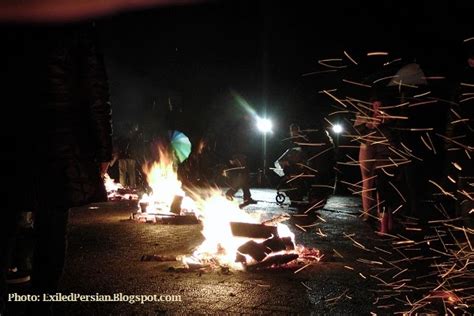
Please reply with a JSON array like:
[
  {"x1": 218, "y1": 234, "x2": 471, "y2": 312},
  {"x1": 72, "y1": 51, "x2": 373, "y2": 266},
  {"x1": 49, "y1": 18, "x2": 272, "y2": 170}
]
[
  {"x1": 238, "y1": 167, "x2": 257, "y2": 208},
  {"x1": 0, "y1": 209, "x2": 21, "y2": 314},
  {"x1": 241, "y1": 167, "x2": 252, "y2": 201},
  {"x1": 374, "y1": 144, "x2": 402, "y2": 233},
  {"x1": 128, "y1": 159, "x2": 137, "y2": 188},
  {"x1": 118, "y1": 159, "x2": 127, "y2": 187},
  {"x1": 8, "y1": 211, "x2": 34, "y2": 283},
  {"x1": 31, "y1": 206, "x2": 69, "y2": 295},
  {"x1": 375, "y1": 170, "x2": 396, "y2": 233},
  {"x1": 359, "y1": 144, "x2": 376, "y2": 220},
  {"x1": 225, "y1": 169, "x2": 238, "y2": 199}
]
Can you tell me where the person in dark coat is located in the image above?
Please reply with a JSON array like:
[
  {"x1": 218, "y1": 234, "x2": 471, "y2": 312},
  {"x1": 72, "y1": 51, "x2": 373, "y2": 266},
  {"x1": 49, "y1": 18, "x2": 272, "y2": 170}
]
[
  {"x1": 1, "y1": 22, "x2": 112, "y2": 314},
  {"x1": 278, "y1": 123, "x2": 335, "y2": 208}
]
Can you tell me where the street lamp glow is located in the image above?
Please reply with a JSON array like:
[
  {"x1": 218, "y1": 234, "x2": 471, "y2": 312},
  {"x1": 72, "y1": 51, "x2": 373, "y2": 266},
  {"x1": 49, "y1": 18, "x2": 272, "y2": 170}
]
[
  {"x1": 332, "y1": 123, "x2": 343, "y2": 134},
  {"x1": 256, "y1": 117, "x2": 273, "y2": 133}
]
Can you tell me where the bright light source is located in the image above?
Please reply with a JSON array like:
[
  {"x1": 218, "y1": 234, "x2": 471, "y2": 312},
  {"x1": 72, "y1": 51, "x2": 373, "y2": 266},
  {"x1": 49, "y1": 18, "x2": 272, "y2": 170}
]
[
  {"x1": 332, "y1": 123, "x2": 343, "y2": 134},
  {"x1": 256, "y1": 117, "x2": 273, "y2": 133}
]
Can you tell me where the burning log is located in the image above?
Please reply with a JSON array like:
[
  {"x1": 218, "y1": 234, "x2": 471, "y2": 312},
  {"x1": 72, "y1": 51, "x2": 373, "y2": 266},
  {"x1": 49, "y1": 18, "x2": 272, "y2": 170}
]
[
  {"x1": 230, "y1": 222, "x2": 279, "y2": 239},
  {"x1": 246, "y1": 254, "x2": 299, "y2": 271},
  {"x1": 236, "y1": 236, "x2": 296, "y2": 264},
  {"x1": 237, "y1": 240, "x2": 269, "y2": 262},
  {"x1": 139, "y1": 202, "x2": 148, "y2": 213},
  {"x1": 170, "y1": 195, "x2": 183, "y2": 215},
  {"x1": 262, "y1": 236, "x2": 295, "y2": 252},
  {"x1": 235, "y1": 253, "x2": 247, "y2": 264}
]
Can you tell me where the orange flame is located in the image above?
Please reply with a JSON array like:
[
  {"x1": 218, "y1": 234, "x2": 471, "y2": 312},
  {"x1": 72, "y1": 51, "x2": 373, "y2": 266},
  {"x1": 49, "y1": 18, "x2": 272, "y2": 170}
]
[
  {"x1": 139, "y1": 146, "x2": 196, "y2": 214},
  {"x1": 104, "y1": 173, "x2": 124, "y2": 193},
  {"x1": 184, "y1": 191, "x2": 297, "y2": 270}
]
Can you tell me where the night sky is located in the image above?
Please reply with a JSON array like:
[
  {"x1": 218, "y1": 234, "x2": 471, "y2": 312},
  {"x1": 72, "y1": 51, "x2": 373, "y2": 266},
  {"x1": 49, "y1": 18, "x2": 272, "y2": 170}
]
[{"x1": 95, "y1": 0, "x2": 473, "y2": 171}]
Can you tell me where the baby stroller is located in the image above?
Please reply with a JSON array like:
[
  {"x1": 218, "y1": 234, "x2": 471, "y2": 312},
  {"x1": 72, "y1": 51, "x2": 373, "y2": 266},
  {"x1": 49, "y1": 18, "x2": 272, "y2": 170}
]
[{"x1": 273, "y1": 141, "x2": 336, "y2": 208}]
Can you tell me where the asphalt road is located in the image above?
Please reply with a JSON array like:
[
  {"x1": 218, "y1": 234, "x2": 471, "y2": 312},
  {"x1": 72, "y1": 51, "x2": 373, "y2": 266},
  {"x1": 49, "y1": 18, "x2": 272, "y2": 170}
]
[{"x1": 7, "y1": 189, "x2": 472, "y2": 315}]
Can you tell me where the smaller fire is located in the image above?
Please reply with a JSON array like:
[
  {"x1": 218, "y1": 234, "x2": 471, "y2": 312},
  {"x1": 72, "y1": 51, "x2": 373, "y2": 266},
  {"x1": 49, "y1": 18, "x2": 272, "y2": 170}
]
[
  {"x1": 104, "y1": 173, "x2": 138, "y2": 201},
  {"x1": 134, "y1": 147, "x2": 198, "y2": 223}
]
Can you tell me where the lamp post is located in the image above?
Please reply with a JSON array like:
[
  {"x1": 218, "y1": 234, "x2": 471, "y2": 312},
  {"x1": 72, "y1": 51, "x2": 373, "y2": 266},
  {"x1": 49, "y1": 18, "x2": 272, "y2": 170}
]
[
  {"x1": 256, "y1": 117, "x2": 272, "y2": 185},
  {"x1": 331, "y1": 123, "x2": 343, "y2": 194},
  {"x1": 332, "y1": 123, "x2": 343, "y2": 146}
]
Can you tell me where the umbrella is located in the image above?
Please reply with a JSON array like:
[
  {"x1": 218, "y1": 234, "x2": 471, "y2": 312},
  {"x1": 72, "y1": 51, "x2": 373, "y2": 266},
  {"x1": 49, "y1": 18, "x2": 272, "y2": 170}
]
[
  {"x1": 168, "y1": 130, "x2": 191, "y2": 163},
  {"x1": 387, "y1": 63, "x2": 427, "y2": 87}
]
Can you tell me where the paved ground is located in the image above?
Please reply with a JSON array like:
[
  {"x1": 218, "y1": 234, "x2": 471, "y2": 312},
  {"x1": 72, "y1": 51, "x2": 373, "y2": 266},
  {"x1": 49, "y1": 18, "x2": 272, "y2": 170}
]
[{"x1": 6, "y1": 189, "x2": 473, "y2": 315}]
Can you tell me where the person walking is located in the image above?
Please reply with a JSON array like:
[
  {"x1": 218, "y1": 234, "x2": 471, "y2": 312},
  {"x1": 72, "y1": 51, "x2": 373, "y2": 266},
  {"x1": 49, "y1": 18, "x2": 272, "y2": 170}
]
[
  {"x1": 443, "y1": 45, "x2": 474, "y2": 225},
  {"x1": 224, "y1": 114, "x2": 258, "y2": 208}
]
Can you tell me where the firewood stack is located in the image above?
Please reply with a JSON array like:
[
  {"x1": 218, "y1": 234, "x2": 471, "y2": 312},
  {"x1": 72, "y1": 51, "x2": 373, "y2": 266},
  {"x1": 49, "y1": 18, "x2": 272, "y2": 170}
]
[{"x1": 230, "y1": 222, "x2": 299, "y2": 270}]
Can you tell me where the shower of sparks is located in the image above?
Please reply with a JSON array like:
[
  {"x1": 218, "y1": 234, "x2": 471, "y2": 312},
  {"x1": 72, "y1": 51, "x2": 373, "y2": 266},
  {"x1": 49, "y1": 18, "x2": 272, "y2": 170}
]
[
  {"x1": 407, "y1": 99, "x2": 439, "y2": 107},
  {"x1": 388, "y1": 181, "x2": 407, "y2": 202},
  {"x1": 426, "y1": 133, "x2": 437, "y2": 154},
  {"x1": 373, "y1": 75, "x2": 398, "y2": 84},
  {"x1": 383, "y1": 57, "x2": 402, "y2": 66},
  {"x1": 294, "y1": 262, "x2": 313, "y2": 274},
  {"x1": 322, "y1": 89, "x2": 348, "y2": 108},
  {"x1": 460, "y1": 96, "x2": 474, "y2": 102},
  {"x1": 333, "y1": 249, "x2": 344, "y2": 258},
  {"x1": 307, "y1": 46, "x2": 474, "y2": 314},
  {"x1": 414, "y1": 91, "x2": 431, "y2": 98},
  {"x1": 342, "y1": 78, "x2": 372, "y2": 88},
  {"x1": 318, "y1": 58, "x2": 348, "y2": 69},
  {"x1": 302, "y1": 69, "x2": 338, "y2": 76},
  {"x1": 379, "y1": 101, "x2": 410, "y2": 110},
  {"x1": 422, "y1": 76, "x2": 446, "y2": 80},
  {"x1": 343, "y1": 50, "x2": 358, "y2": 65},
  {"x1": 420, "y1": 135, "x2": 433, "y2": 151},
  {"x1": 304, "y1": 199, "x2": 326, "y2": 213},
  {"x1": 367, "y1": 51, "x2": 389, "y2": 56},
  {"x1": 301, "y1": 282, "x2": 312, "y2": 291},
  {"x1": 328, "y1": 110, "x2": 352, "y2": 116}
]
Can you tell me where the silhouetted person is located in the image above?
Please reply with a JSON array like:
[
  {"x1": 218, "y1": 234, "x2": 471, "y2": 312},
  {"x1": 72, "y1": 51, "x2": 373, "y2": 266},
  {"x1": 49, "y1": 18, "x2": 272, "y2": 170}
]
[
  {"x1": 277, "y1": 123, "x2": 335, "y2": 208},
  {"x1": 354, "y1": 96, "x2": 402, "y2": 232},
  {"x1": 1, "y1": 22, "x2": 112, "y2": 315},
  {"x1": 224, "y1": 114, "x2": 257, "y2": 208},
  {"x1": 117, "y1": 125, "x2": 138, "y2": 188},
  {"x1": 443, "y1": 46, "x2": 474, "y2": 224}
]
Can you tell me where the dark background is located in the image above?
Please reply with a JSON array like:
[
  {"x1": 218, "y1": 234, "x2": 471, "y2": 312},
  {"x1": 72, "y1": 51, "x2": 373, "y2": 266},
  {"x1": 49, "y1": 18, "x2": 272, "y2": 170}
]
[{"x1": 96, "y1": 0, "x2": 473, "y2": 185}]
